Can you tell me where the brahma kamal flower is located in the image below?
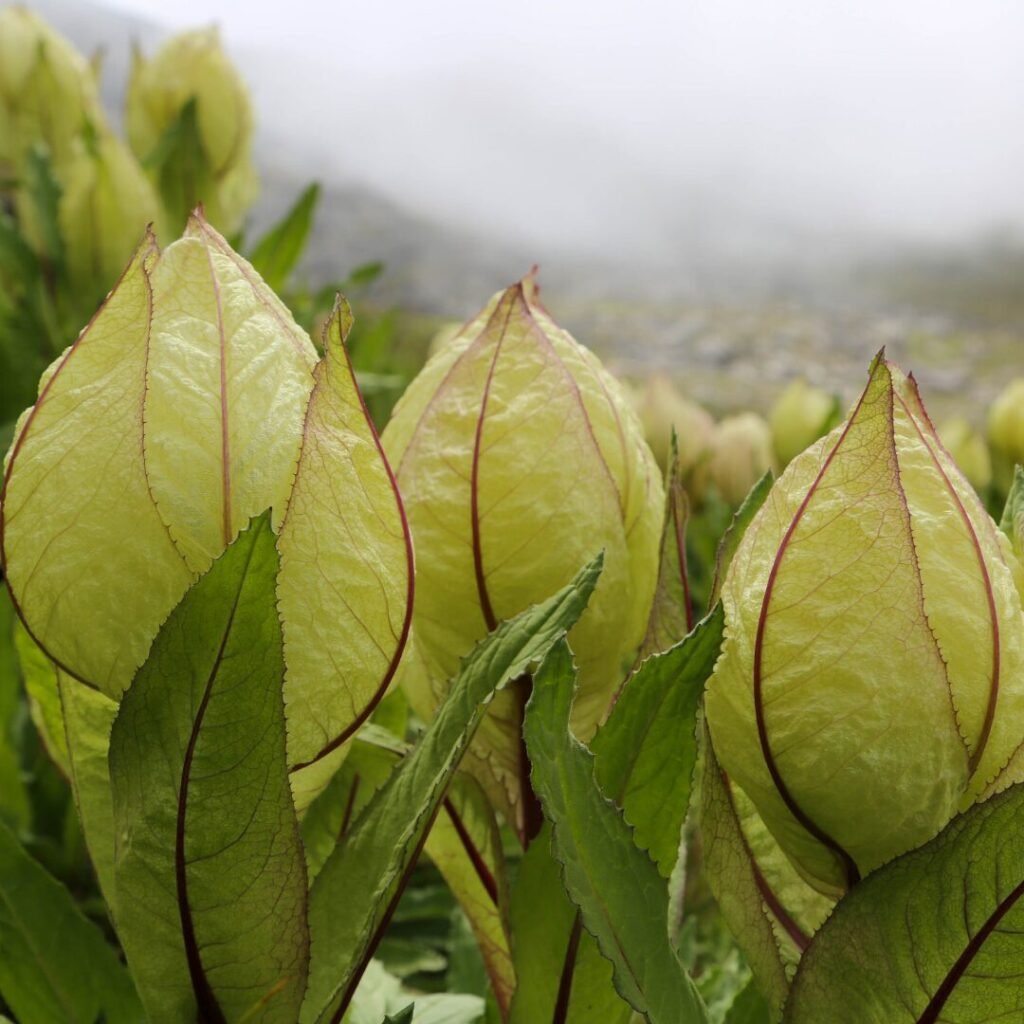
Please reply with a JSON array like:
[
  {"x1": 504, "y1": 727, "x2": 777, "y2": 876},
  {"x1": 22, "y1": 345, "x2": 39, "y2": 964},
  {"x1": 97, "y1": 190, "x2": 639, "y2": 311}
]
[
  {"x1": 705, "y1": 353, "x2": 1024, "y2": 895},
  {"x1": 0, "y1": 6, "x2": 105, "y2": 175},
  {"x1": 59, "y1": 130, "x2": 167, "y2": 300},
  {"x1": 0, "y1": 213, "x2": 412, "y2": 803},
  {"x1": 381, "y1": 273, "x2": 663, "y2": 832},
  {"x1": 126, "y1": 27, "x2": 258, "y2": 233}
]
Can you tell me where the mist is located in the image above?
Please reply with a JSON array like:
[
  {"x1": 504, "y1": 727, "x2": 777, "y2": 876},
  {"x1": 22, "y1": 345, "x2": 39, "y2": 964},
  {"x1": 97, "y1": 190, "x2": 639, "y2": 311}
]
[{"x1": 94, "y1": 0, "x2": 1024, "y2": 272}]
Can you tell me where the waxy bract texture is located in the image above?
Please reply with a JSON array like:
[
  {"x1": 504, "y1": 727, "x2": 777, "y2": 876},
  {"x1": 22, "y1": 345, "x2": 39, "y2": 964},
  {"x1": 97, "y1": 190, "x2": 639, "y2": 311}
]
[
  {"x1": 382, "y1": 275, "x2": 663, "y2": 827},
  {"x1": 706, "y1": 354, "x2": 1024, "y2": 894},
  {"x1": 1, "y1": 215, "x2": 411, "y2": 792}
]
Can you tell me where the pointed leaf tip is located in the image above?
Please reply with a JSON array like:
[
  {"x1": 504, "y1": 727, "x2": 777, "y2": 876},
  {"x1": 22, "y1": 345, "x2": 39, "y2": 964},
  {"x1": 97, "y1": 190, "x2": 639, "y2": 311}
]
[{"x1": 278, "y1": 295, "x2": 413, "y2": 778}]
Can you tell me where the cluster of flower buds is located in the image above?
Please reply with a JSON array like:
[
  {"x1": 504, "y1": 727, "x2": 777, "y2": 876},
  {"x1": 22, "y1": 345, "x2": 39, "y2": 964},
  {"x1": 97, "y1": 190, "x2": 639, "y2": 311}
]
[{"x1": 706, "y1": 354, "x2": 1024, "y2": 893}]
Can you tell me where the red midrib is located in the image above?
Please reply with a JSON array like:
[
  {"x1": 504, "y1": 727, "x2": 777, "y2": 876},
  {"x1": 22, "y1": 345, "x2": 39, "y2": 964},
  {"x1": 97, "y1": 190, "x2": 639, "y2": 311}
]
[
  {"x1": 895, "y1": 392, "x2": 1000, "y2": 778},
  {"x1": 752, "y1": 371, "x2": 882, "y2": 890},
  {"x1": 916, "y1": 872, "x2": 1024, "y2": 1023},
  {"x1": 286, "y1": 327, "x2": 415, "y2": 773},
  {"x1": 722, "y1": 769, "x2": 810, "y2": 953},
  {"x1": 174, "y1": 529, "x2": 261, "y2": 1022},
  {"x1": 470, "y1": 296, "x2": 517, "y2": 633},
  {"x1": 204, "y1": 244, "x2": 232, "y2": 549}
]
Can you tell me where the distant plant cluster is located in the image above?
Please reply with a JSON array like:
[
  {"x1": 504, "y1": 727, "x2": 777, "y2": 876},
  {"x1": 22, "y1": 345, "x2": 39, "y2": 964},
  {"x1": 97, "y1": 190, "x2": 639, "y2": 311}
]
[{"x1": 2, "y1": 10, "x2": 1024, "y2": 1024}]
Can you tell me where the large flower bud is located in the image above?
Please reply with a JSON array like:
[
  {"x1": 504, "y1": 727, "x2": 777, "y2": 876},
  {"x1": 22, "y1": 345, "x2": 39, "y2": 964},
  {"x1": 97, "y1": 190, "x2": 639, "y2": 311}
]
[
  {"x1": 0, "y1": 7, "x2": 104, "y2": 174},
  {"x1": 706, "y1": 355, "x2": 1024, "y2": 894},
  {"x1": 769, "y1": 376, "x2": 837, "y2": 466},
  {"x1": 126, "y1": 28, "x2": 258, "y2": 232},
  {"x1": 1, "y1": 215, "x2": 411, "y2": 799},
  {"x1": 382, "y1": 275, "x2": 663, "y2": 824},
  {"x1": 59, "y1": 131, "x2": 167, "y2": 300}
]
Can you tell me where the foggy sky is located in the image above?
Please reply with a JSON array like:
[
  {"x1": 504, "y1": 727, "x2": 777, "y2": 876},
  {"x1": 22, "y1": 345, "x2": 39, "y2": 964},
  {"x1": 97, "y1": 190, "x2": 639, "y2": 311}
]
[{"x1": 102, "y1": 0, "x2": 1024, "y2": 264}]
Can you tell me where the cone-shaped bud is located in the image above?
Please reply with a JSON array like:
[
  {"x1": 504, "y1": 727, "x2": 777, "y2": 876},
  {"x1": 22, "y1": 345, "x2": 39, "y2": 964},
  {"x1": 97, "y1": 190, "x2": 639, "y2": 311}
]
[
  {"x1": 769, "y1": 377, "x2": 837, "y2": 466},
  {"x1": 939, "y1": 416, "x2": 992, "y2": 493},
  {"x1": 0, "y1": 7, "x2": 104, "y2": 174},
  {"x1": 704, "y1": 413, "x2": 777, "y2": 506},
  {"x1": 1, "y1": 216, "x2": 412, "y2": 794},
  {"x1": 127, "y1": 28, "x2": 258, "y2": 232},
  {"x1": 635, "y1": 373, "x2": 714, "y2": 477},
  {"x1": 706, "y1": 355, "x2": 1024, "y2": 894},
  {"x1": 59, "y1": 131, "x2": 167, "y2": 299},
  {"x1": 381, "y1": 274, "x2": 663, "y2": 827}
]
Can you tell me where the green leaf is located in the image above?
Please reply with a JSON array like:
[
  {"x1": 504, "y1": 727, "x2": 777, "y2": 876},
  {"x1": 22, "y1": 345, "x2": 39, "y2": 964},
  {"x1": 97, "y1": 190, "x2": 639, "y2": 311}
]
[
  {"x1": 108, "y1": 514, "x2": 309, "y2": 1023},
  {"x1": 784, "y1": 782, "x2": 1024, "y2": 1023},
  {"x1": 14, "y1": 620, "x2": 66, "y2": 774},
  {"x1": 524, "y1": 640, "x2": 708, "y2": 1023},
  {"x1": 725, "y1": 980, "x2": 771, "y2": 1024},
  {"x1": 508, "y1": 823, "x2": 634, "y2": 1024},
  {"x1": 248, "y1": 183, "x2": 320, "y2": 292},
  {"x1": 301, "y1": 734, "x2": 402, "y2": 886},
  {"x1": 423, "y1": 773, "x2": 515, "y2": 1016},
  {"x1": 0, "y1": 819, "x2": 142, "y2": 1024},
  {"x1": 638, "y1": 433, "x2": 695, "y2": 660},
  {"x1": 999, "y1": 463, "x2": 1024, "y2": 557},
  {"x1": 0, "y1": 211, "x2": 41, "y2": 289},
  {"x1": 343, "y1": 260, "x2": 385, "y2": 290},
  {"x1": 59, "y1": 675, "x2": 120, "y2": 908},
  {"x1": 592, "y1": 605, "x2": 724, "y2": 877},
  {"x1": 699, "y1": 726, "x2": 791, "y2": 1021},
  {"x1": 143, "y1": 97, "x2": 216, "y2": 231},
  {"x1": 301, "y1": 555, "x2": 603, "y2": 1024},
  {"x1": 383, "y1": 1007, "x2": 415, "y2": 1024},
  {"x1": 0, "y1": 591, "x2": 28, "y2": 832},
  {"x1": 22, "y1": 146, "x2": 66, "y2": 274},
  {"x1": 302, "y1": 736, "x2": 513, "y2": 1012},
  {"x1": 708, "y1": 470, "x2": 772, "y2": 610}
]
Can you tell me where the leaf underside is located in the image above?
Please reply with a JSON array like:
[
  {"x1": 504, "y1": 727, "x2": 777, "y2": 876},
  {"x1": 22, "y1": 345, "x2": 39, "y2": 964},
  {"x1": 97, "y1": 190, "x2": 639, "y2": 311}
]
[
  {"x1": 301, "y1": 556, "x2": 602, "y2": 1024},
  {"x1": 784, "y1": 782, "x2": 1024, "y2": 1023},
  {"x1": 109, "y1": 514, "x2": 309, "y2": 1023},
  {"x1": 524, "y1": 640, "x2": 708, "y2": 1024}
]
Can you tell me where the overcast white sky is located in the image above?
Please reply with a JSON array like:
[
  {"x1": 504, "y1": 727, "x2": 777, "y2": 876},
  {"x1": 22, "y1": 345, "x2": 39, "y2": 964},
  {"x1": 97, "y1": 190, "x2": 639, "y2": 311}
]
[{"x1": 100, "y1": 0, "x2": 1024, "y2": 261}]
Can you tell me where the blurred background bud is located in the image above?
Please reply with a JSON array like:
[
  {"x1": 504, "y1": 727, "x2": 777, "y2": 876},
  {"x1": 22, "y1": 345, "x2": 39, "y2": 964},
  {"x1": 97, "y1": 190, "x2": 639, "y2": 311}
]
[
  {"x1": 989, "y1": 378, "x2": 1024, "y2": 493},
  {"x1": 634, "y1": 372, "x2": 715, "y2": 479},
  {"x1": 58, "y1": 128, "x2": 167, "y2": 300},
  {"x1": 938, "y1": 416, "x2": 992, "y2": 494},
  {"x1": 126, "y1": 27, "x2": 258, "y2": 233},
  {"x1": 703, "y1": 412, "x2": 777, "y2": 507},
  {"x1": 769, "y1": 376, "x2": 838, "y2": 466},
  {"x1": 0, "y1": 5, "x2": 105, "y2": 177}
]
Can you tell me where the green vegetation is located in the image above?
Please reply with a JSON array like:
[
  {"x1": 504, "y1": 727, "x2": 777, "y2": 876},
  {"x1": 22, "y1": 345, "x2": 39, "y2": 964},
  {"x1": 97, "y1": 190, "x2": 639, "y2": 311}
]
[{"x1": 3, "y1": 11, "x2": 1024, "y2": 1024}]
